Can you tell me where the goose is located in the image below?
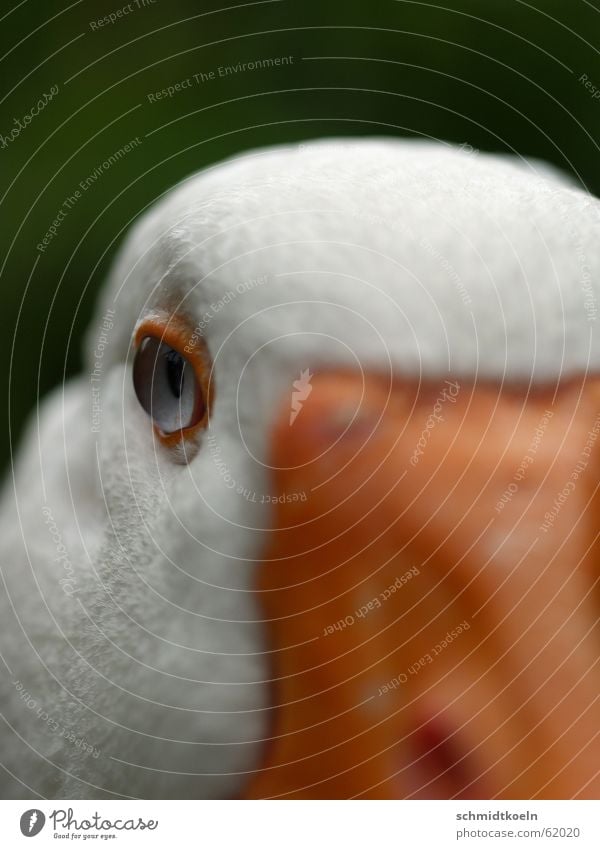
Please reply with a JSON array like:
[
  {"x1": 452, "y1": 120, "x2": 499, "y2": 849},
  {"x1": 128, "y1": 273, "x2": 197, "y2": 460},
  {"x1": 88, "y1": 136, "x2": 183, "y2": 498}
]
[{"x1": 1, "y1": 138, "x2": 599, "y2": 799}]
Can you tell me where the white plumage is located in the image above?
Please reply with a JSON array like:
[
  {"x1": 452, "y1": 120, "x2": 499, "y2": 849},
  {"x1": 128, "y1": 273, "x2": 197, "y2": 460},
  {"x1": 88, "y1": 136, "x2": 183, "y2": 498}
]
[{"x1": 1, "y1": 138, "x2": 598, "y2": 798}]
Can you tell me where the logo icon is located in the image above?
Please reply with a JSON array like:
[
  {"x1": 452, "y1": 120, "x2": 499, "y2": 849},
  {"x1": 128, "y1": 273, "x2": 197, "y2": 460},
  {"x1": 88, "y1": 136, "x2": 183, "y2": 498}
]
[
  {"x1": 289, "y1": 369, "x2": 313, "y2": 425},
  {"x1": 19, "y1": 810, "x2": 45, "y2": 837}
]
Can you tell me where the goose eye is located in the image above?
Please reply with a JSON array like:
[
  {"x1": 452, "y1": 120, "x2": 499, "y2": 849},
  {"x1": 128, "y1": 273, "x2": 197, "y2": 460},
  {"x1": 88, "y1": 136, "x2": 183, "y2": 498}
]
[{"x1": 133, "y1": 336, "x2": 205, "y2": 434}]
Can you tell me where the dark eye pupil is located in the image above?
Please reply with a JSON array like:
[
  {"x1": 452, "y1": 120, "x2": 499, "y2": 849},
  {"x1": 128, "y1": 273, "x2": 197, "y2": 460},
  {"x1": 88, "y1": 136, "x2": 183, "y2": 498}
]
[
  {"x1": 165, "y1": 349, "x2": 185, "y2": 399},
  {"x1": 133, "y1": 335, "x2": 205, "y2": 434}
]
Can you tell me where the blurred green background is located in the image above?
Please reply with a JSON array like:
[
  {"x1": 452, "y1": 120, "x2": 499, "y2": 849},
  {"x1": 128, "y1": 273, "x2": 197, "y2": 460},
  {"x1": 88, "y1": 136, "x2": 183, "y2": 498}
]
[{"x1": 2, "y1": 0, "x2": 600, "y2": 470}]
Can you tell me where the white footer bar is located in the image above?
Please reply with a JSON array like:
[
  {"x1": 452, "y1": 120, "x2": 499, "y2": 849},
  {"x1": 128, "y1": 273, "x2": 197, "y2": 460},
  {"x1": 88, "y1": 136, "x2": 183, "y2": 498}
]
[{"x1": 0, "y1": 799, "x2": 598, "y2": 848}]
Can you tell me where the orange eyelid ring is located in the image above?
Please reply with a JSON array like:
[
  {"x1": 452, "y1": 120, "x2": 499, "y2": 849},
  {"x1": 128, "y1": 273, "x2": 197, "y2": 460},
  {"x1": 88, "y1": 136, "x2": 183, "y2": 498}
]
[{"x1": 133, "y1": 312, "x2": 214, "y2": 450}]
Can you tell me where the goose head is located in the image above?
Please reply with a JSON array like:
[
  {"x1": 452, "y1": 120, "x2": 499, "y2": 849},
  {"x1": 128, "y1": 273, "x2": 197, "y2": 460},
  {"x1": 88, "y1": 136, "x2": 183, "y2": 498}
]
[{"x1": 2, "y1": 138, "x2": 599, "y2": 799}]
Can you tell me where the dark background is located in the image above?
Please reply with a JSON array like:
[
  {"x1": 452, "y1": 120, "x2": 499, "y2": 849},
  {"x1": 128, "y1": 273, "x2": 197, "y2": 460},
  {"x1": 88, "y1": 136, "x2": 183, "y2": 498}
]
[{"x1": 2, "y1": 0, "x2": 599, "y2": 471}]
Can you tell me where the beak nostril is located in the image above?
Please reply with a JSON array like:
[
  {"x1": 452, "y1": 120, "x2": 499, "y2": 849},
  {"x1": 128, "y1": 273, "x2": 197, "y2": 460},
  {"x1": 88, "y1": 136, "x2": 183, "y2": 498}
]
[
  {"x1": 316, "y1": 404, "x2": 383, "y2": 443},
  {"x1": 407, "y1": 715, "x2": 481, "y2": 800},
  {"x1": 270, "y1": 371, "x2": 405, "y2": 483}
]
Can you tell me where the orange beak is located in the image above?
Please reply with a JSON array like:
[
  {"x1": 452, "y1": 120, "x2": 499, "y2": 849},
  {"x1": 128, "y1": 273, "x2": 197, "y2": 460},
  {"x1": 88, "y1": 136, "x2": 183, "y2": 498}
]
[{"x1": 244, "y1": 371, "x2": 600, "y2": 799}]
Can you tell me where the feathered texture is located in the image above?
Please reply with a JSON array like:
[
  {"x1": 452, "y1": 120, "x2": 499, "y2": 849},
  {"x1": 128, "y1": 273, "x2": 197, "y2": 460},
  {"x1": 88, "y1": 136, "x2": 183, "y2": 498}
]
[{"x1": 0, "y1": 138, "x2": 598, "y2": 798}]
